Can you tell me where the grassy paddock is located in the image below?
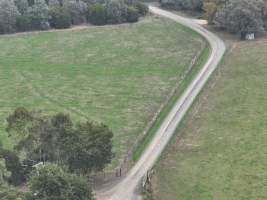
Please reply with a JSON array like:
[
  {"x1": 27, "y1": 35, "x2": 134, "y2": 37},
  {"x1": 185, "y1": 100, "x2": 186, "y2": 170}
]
[
  {"x1": 132, "y1": 46, "x2": 210, "y2": 161},
  {"x1": 0, "y1": 17, "x2": 205, "y2": 168},
  {"x1": 151, "y1": 40, "x2": 267, "y2": 200}
]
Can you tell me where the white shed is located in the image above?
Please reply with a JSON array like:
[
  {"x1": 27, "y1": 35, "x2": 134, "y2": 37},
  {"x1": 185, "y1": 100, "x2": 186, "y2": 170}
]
[{"x1": 245, "y1": 33, "x2": 255, "y2": 40}]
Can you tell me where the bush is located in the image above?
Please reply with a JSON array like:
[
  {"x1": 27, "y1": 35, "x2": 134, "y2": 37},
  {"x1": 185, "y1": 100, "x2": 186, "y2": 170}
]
[
  {"x1": 0, "y1": 149, "x2": 26, "y2": 186},
  {"x1": 127, "y1": 6, "x2": 139, "y2": 22},
  {"x1": 60, "y1": 122, "x2": 113, "y2": 173},
  {"x1": 48, "y1": 0, "x2": 60, "y2": 7},
  {"x1": 26, "y1": 0, "x2": 50, "y2": 30},
  {"x1": 49, "y1": 7, "x2": 71, "y2": 29},
  {"x1": 82, "y1": 0, "x2": 104, "y2": 4},
  {"x1": 213, "y1": 0, "x2": 264, "y2": 38},
  {"x1": 87, "y1": 3, "x2": 106, "y2": 25},
  {"x1": 106, "y1": 0, "x2": 127, "y2": 24},
  {"x1": 28, "y1": 163, "x2": 93, "y2": 200},
  {"x1": 160, "y1": 0, "x2": 203, "y2": 11},
  {"x1": 0, "y1": 158, "x2": 10, "y2": 184},
  {"x1": 63, "y1": 0, "x2": 87, "y2": 25},
  {"x1": 14, "y1": 0, "x2": 29, "y2": 14},
  {"x1": 0, "y1": 0, "x2": 148, "y2": 34},
  {"x1": 0, "y1": 185, "x2": 25, "y2": 200},
  {"x1": 135, "y1": 1, "x2": 148, "y2": 16},
  {"x1": 16, "y1": 15, "x2": 31, "y2": 32},
  {"x1": 0, "y1": 0, "x2": 20, "y2": 34}
]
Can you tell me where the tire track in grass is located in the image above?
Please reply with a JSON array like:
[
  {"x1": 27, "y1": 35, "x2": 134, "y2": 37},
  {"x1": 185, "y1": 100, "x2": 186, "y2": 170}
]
[{"x1": 16, "y1": 70, "x2": 90, "y2": 120}]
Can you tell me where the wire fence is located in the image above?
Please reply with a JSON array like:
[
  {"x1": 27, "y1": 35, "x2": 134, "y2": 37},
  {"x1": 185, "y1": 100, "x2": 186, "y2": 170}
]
[{"x1": 92, "y1": 42, "x2": 207, "y2": 186}]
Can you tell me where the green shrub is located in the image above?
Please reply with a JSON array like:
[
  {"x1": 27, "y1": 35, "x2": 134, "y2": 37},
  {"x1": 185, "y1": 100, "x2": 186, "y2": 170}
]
[
  {"x1": 0, "y1": 150, "x2": 26, "y2": 186},
  {"x1": 160, "y1": 0, "x2": 203, "y2": 11},
  {"x1": 87, "y1": 3, "x2": 106, "y2": 25},
  {"x1": 26, "y1": 0, "x2": 50, "y2": 30},
  {"x1": 49, "y1": 7, "x2": 71, "y2": 29},
  {"x1": 0, "y1": 0, "x2": 20, "y2": 34},
  {"x1": 106, "y1": 0, "x2": 127, "y2": 24},
  {"x1": 0, "y1": 185, "x2": 25, "y2": 200},
  {"x1": 63, "y1": 0, "x2": 87, "y2": 25},
  {"x1": 135, "y1": 1, "x2": 148, "y2": 16},
  {"x1": 127, "y1": 6, "x2": 139, "y2": 22},
  {"x1": 28, "y1": 163, "x2": 93, "y2": 200},
  {"x1": 16, "y1": 15, "x2": 31, "y2": 32}
]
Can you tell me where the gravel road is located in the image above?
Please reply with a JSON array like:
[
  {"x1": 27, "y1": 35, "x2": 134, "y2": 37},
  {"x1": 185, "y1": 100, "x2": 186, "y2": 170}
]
[{"x1": 96, "y1": 6, "x2": 226, "y2": 200}]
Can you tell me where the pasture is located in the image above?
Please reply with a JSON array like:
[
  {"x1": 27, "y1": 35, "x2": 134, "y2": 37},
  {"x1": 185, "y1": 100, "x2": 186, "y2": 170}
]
[
  {"x1": 151, "y1": 40, "x2": 267, "y2": 199},
  {"x1": 0, "y1": 17, "x2": 205, "y2": 167}
]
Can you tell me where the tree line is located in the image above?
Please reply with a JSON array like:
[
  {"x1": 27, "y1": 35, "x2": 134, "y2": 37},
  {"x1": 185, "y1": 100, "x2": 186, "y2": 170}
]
[
  {"x1": 160, "y1": 0, "x2": 267, "y2": 38},
  {"x1": 0, "y1": 0, "x2": 148, "y2": 34},
  {"x1": 0, "y1": 107, "x2": 114, "y2": 200}
]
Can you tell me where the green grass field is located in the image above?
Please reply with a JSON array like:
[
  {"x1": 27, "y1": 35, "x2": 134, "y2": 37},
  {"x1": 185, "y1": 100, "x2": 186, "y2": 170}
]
[
  {"x1": 150, "y1": 40, "x2": 267, "y2": 199},
  {"x1": 0, "y1": 17, "x2": 205, "y2": 167},
  {"x1": 132, "y1": 46, "x2": 210, "y2": 161}
]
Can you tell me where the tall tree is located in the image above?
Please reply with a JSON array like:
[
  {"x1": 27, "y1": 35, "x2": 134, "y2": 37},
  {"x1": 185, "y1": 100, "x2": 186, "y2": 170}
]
[
  {"x1": 160, "y1": 0, "x2": 203, "y2": 11},
  {"x1": 14, "y1": 0, "x2": 29, "y2": 14},
  {"x1": 214, "y1": 0, "x2": 264, "y2": 38},
  {"x1": 0, "y1": 185, "x2": 25, "y2": 200},
  {"x1": 7, "y1": 109, "x2": 72, "y2": 164},
  {"x1": 0, "y1": 149, "x2": 26, "y2": 186},
  {"x1": 48, "y1": 0, "x2": 72, "y2": 29},
  {"x1": 203, "y1": 0, "x2": 217, "y2": 24},
  {"x1": 63, "y1": 0, "x2": 87, "y2": 25},
  {"x1": 26, "y1": 0, "x2": 50, "y2": 30},
  {"x1": 48, "y1": 0, "x2": 60, "y2": 6},
  {"x1": 0, "y1": 0, "x2": 20, "y2": 33},
  {"x1": 0, "y1": 143, "x2": 10, "y2": 185},
  {"x1": 60, "y1": 122, "x2": 113, "y2": 174},
  {"x1": 7, "y1": 108, "x2": 113, "y2": 174},
  {"x1": 105, "y1": 0, "x2": 128, "y2": 24},
  {"x1": 28, "y1": 163, "x2": 94, "y2": 200}
]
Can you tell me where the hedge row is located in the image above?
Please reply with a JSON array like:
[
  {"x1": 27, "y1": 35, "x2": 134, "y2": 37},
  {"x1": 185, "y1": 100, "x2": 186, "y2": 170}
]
[
  {"x1": 0, "y1": 0, "x2": 149, "y2": 34},
  {"x1": 88, "y1": 1, "x2": 148, "y2": 25}
]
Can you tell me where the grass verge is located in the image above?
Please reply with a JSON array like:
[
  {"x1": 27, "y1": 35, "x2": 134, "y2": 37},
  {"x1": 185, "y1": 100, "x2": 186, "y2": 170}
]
[{"x1": 132, "y1": 44, "x2": 210, "y2": 161}]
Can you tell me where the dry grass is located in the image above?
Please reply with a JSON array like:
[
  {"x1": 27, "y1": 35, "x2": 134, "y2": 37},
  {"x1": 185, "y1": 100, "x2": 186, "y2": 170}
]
[{"x1": 151, "y1": 40, "x2": 267, "y2": 200}]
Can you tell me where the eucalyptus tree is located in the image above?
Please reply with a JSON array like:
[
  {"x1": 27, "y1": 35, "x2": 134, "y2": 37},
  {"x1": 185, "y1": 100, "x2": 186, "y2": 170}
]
[
  {"x1": 0, "y1": 0, "x2": 20, "y2": 33},
  {"x1": 28, "y1": 163, "x2": 94, "y2": 200},
  {"x1": 26, "y1": 0, "x2": 50, "y2": 30},
  {"x1": 214, "y1": 0, "x2": 265, "y2": 38}
]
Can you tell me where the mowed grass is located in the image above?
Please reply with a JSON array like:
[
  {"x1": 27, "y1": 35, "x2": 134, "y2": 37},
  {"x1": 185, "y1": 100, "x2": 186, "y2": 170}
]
[
  {"x1": 151, "y1": 40, "x2": 267, "y2": 199},
  {"x1": 0, "y1": 17, "x2": 205, "y2": 167}
]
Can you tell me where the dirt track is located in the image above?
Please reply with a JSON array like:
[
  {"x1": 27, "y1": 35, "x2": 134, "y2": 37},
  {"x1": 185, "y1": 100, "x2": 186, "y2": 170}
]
[{"x1": 96, "y1": 6, "x2": 226, "y2": 200}]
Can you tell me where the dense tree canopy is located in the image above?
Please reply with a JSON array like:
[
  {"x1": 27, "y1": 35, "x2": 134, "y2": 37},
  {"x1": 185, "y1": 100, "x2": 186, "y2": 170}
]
[
  {"x1": 0, "y1": 148, "x2": 26, "y2": 186},
  {"x1": 7, "y1": 108, "x2": 113, "y2": 174},
  {"x1": 60, "y1": 122, "x2": 113, "y2": 173},
  {"x1": 0, "y1": 0, "x2": 20, "y2": 33},
  {"x1": 161, "y1": 0, "x2": 267, "y2": 38},
  {"x1": 15, "y1": 0, "x2": 29, "y2": 14},
  {"x1": 0, "y1": 185, "x2": 25, "y2": 200},
  {"x1": 0, "y1": 107, "x2": 114, "y2": 199},
  {"x1": 26, "y1": 0, "x2": 50, "y2": 30},
  {"x1": 160, "y1": 0, "x2": 203, "y2": 11},
  {"x1": 63, "y1": 0, "x2": 87, "y2": 25},
  {"x1": 0, "y1": 0, "x2": 148, "y2": 34},
  {"x1": 27, "y1": 163, "x2": 93, "y2": 200},
  {"x1": 0, "y1": 159, "x2": 9, "y2": 185},
  {"x1": 213, "y1": 0, "x2": 264, "y2": 37},
  {"x1": 49, "y1": 5, "x2": 71, "y2": 29},
  {"x1": 0, "y1": 142, "x2": 25, "y2": 186}
]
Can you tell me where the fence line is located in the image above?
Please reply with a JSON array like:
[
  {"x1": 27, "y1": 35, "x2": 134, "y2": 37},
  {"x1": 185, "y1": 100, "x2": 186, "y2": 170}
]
[{"x1": 92, "y1": 42, "x2": 207, "y2": 186}]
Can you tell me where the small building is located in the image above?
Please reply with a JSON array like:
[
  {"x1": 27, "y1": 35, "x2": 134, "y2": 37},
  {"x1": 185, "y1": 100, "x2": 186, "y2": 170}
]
[{"x1": 245, "y1": 33, "x2": 255, "y2": 40}]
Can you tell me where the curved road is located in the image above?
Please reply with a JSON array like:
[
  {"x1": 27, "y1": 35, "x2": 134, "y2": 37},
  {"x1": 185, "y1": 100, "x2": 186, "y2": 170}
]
[{"x1": 96, "y1": 6, "x2": 226, "y2": 200}]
